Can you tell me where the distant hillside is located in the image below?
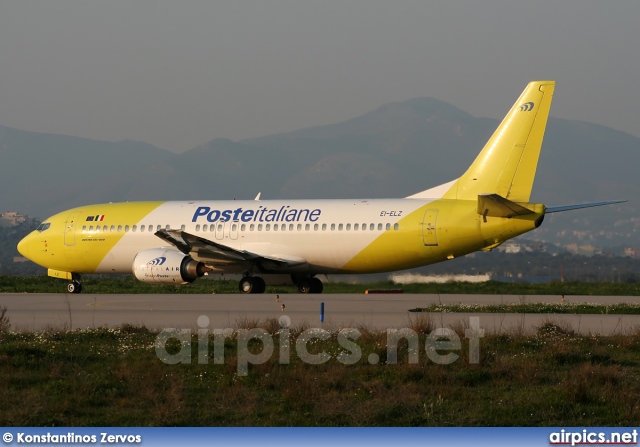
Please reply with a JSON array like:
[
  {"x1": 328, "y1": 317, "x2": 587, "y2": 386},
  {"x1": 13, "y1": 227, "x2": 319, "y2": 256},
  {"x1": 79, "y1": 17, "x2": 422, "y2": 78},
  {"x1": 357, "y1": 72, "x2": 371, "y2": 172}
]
[{"x1": 1, "y1": 96, "x2": 638, "y2": 249}]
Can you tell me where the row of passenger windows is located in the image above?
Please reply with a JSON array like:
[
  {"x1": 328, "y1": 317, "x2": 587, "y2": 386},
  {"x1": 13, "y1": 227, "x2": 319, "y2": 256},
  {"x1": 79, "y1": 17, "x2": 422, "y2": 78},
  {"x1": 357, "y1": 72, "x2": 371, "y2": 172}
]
[
  {"x1": 81, "y1": 222, "x2": 400, "y2": 234},
  {"x1": 82, "y1": 224, "x2": 177, "y2": 233},
  {"x1": 195, "y1": 222, "x2": 400, "y2": 232}
]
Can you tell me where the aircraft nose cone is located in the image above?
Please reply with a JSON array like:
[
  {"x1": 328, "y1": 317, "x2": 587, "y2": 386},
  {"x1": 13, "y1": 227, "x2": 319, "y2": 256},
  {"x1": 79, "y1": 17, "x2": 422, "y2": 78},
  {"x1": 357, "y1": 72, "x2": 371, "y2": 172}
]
[{"x1": 17, "y1": 236, "x2": 30, "y2": 259}]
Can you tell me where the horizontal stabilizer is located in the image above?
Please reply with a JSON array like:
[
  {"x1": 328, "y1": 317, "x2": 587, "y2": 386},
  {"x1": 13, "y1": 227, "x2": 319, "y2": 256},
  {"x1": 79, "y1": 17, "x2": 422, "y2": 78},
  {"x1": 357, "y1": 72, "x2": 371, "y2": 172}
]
[
  {"x1": 545, "y1": 200, "x2": 626, "y2": 214},
  {"x1": 477, "y1": 194, "x2": 535, "y2": 218}
]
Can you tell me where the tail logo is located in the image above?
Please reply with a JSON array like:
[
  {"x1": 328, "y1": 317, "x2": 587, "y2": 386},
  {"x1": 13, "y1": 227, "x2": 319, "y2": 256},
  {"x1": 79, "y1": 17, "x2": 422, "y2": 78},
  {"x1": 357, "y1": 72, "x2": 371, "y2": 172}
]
[
  {"x1": 147, "y1": 257, "x2": 167, "y2": 266},
  {"x1": 519, "y1": 101, "x2": 535, "y2": 112}
]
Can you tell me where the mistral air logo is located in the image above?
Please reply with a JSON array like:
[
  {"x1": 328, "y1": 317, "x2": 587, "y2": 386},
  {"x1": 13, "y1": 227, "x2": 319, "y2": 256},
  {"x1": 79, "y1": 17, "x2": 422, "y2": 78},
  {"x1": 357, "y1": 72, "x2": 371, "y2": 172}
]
[
  {"x1": 147, "y1": 257, "x2": 167, "y2": 266},
  {"x1": 519, "y1": 101, "x2": 535, "y2": 112}
]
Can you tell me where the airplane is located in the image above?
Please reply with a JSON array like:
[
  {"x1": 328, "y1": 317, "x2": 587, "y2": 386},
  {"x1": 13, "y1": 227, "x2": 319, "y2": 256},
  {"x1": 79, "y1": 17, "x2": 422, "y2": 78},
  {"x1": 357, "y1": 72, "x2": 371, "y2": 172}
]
[{"x1": 17, "y1": 80, "x2": 624, "y2": 294}]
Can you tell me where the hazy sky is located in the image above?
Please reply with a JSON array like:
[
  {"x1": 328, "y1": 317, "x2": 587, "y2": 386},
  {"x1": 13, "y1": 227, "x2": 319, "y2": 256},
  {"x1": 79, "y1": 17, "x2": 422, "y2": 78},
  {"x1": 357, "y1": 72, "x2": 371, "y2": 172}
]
[{"x1": 1, "y1": 1, "x2": 639, "y2": 152}]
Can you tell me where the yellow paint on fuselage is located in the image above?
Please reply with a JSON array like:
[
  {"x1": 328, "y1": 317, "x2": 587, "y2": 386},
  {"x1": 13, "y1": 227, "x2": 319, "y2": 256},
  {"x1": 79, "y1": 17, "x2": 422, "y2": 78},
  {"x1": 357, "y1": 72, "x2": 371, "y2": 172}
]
[
  {"x1": 19, "y1": 202, "x2": 164, "y2": 273},
  {"x1": 340, "y1": 199, "x2": 543, "y2": 273}
]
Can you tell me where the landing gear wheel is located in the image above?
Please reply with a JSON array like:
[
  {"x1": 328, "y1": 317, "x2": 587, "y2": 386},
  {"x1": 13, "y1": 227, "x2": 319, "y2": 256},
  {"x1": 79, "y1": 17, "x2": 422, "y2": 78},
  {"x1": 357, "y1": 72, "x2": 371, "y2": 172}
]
[
  {"x1": 239, "y1": 276, "x2": 266, "y2": 294},
  {"x1": 310, "y1": 277, "x2": 323, "y2": 294},
  {"x1": 66, "y1": 281, "x2": 82, "y2": 294},
  {"x1": 253, "y1": 277, "x2": 266, "y2": 294},
  {"x1": 239, "y1": 277, "x2": 254, "y2": 294},
  {"x1": 297, "y1": 279, "x2": 312, "y2": 294},
  {"x1": 296, "y1": 277, "x2": 323, "y2": 294}
]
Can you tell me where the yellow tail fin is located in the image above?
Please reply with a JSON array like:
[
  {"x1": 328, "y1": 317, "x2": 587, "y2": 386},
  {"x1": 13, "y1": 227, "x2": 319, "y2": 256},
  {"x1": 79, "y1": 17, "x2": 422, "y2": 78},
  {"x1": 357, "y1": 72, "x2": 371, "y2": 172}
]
[{"x1": 443, "y1": 81, "x2": 555, "y2": 202}]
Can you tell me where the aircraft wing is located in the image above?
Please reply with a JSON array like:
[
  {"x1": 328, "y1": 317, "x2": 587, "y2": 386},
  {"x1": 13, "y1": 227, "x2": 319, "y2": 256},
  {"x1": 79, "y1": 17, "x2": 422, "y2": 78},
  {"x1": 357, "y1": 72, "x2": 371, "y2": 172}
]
[{"x1": 154, "y1": 229, "x2": 308, "y2": 270}]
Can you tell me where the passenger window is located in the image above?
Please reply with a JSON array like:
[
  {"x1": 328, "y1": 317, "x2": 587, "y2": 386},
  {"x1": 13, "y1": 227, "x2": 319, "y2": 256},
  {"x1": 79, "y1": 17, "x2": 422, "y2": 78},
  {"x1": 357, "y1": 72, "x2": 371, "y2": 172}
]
[
  {"x1": 258, "y1": 224, "x2": 263, "y2": 231},
  {"x1": 386, "y1": 223, "x2": 390, "y2": 231},
  {"x1": 140, "y1": 225, "x2": 145, "y2": 232},
  {"x1": 196, "y1": 224, "x2": 201, "y2": 231},
  {"x1": 377, "y1": 223, "x2": 383, "y2": 231},
  {"x1": 273, "y1": 224, "x2": 278, "y2": 231},
  {"x1": 132, "y1": 225, "x2": 137, "y2": 232},
  {"x1": 314, "y1": 224, "x2": 319, "y2": 231},
  {"x1": 241, "y1": 224, "x2": 246, "y2": 231},
  {"x1": 157, "y1": 225, "x2": 162, "y2": 231},
  {"x1": 209, "y1": 224, "x2": 214, "y2": 232},
  {"x1": 181, "y1": 225, "x2": 186, "y2": 231},
  {"x1": 322, "y1": 224, "x2": 327, "y2": 231},
  {"x1": 331, "y1": 224, "x2": 336, "y2": 231},
  {"x1": 370, "y1": 223, "x2": 375, "y2": 231},
  {"x1": 118, "y1": 225, "x2": 123, "y2": 232},
  {"x1": 338, "y1": 224, "x2": 343, "y2": 231},
  {"x1": 354, "y1": 224, "x2": 359, "y2": 230},
  {"x1": 394, "y1": 223, "x2": 399, "y2": 230},
  {"x1": 125, "y1": 225, "x2": 130, "y2": 232},
  {"x1": 250, "y1": 224, "x2": 255, "y2": 231},
  {"x1": 232, "y1": 223, "x2": 237, "y2": 231},
  {"x1": 110, "y1": 225, "x2": 115, "y2": 232},
  {"x1": 89, "y1": 225, "x2": 94, "y2": 232},
  {"x1": 202, "y1": 225, "x2": 207, "y2": 232},
  {"x1": 346, "y1": 224, "x2": 351, "y2": 231}
]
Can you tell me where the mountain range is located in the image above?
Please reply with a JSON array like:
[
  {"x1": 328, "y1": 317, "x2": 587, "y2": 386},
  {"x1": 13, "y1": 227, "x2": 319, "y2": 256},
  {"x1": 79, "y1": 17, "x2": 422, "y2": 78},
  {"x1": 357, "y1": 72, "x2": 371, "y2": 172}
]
[{"x1": 1, "y1": 96, "x2": 637, "y2": 249}]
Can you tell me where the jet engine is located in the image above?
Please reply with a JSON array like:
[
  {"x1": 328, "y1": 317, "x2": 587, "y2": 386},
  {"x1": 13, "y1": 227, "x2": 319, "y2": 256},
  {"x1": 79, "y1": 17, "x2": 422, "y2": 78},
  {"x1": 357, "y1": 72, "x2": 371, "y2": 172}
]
[{"x1": 132, "y1": 248, "x2": 208, "y2": 284}]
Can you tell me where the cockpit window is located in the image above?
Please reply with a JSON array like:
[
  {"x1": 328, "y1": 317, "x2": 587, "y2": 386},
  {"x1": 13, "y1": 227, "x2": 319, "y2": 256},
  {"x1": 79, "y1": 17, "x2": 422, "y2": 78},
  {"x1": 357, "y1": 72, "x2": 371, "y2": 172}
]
[{"x1": 36, "y1": 222, "x2": 51, "y2": 232}]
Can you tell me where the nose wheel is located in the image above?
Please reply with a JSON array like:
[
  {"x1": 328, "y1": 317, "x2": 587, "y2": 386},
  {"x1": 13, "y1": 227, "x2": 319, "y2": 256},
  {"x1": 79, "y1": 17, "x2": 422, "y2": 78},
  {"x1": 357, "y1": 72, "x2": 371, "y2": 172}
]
[{"x1": 66, "y1": 280, "x2": 83, "y2": 294}]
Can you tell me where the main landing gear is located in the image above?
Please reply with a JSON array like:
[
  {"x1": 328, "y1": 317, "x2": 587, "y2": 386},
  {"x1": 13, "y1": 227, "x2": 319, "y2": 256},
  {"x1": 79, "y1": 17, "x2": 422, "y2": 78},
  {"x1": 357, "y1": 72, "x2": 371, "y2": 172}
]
[
  {"x1": 237, "y1": 275, "x2": 324, "y2": 294},
  {"x1": 295, "y1": 277, "x2": 323, "y2": 294},
  {"x1": 239, "y1": 276, "x2": 266, "y2": 294}
]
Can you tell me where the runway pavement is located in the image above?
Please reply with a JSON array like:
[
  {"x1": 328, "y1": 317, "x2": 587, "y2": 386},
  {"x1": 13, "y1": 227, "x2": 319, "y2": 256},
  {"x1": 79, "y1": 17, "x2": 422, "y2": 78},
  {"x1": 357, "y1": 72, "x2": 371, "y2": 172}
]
[{"x1": 1, "y1": 293, "x2": 639, "y2": 335}]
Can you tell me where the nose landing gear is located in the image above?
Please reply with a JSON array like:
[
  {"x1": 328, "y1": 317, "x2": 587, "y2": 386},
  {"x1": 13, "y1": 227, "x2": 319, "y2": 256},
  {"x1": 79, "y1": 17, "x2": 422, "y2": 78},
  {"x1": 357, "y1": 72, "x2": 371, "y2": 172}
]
[{"x1": 66, "y1": 280, "x2": 83, "y2": 294}]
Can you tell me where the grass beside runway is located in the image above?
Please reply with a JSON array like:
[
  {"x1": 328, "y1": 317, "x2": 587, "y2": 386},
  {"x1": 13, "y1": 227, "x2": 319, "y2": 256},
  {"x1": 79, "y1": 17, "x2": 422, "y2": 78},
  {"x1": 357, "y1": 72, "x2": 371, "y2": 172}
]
[
  {"x1": 1, "y1": 314, "x2": 640, "y2": 426},
  {"x1": 1, "y1": 275, "x2": 640, "y2": 295},
  {"x1": 410, "y1": 302, "x2": 640, "y2": 314}
]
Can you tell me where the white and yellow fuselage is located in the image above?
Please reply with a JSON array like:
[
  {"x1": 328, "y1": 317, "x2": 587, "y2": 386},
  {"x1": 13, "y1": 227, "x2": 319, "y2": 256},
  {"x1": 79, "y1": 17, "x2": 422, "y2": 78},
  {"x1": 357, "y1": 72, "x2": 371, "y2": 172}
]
[
  {"x1": 22, "y1": 80, "x2": 618, "y2": 294},
  {"x1": 17, "y1": 196, "x2": 543, "y2": 277}
]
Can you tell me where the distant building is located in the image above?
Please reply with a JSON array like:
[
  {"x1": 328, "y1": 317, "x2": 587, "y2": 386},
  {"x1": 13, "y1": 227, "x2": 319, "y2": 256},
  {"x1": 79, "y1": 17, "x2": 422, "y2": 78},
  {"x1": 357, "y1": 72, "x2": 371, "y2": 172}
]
[
  {"x1": 0, "y1": 211, "x2": 28, "y2": 227},
  {"x1": 564, "y1": 243, "x2": 600, "y2": 256},
  {"x1": 624, "y1": 247, "x2": 639, "y2": 258},
  {"x1": 504, "y1": 243, "x2": 521, "y2": 254}
]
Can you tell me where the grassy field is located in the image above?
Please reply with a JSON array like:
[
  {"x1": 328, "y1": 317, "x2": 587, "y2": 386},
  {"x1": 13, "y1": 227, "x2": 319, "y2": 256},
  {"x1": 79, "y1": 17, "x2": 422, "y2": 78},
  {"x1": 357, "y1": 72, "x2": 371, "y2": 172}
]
[
  {"x1": 2, "y1": 276, "x2": 640, "y2": 426},
  {"x1": 1, "y1": 275, "x2": 640, "y2": 295},
  {"x1": 411, "y1": 302, "x2": 640, "y2": 314},
  {"x1": 2, "y1": 313, "x2": 640, "y2": 426}
]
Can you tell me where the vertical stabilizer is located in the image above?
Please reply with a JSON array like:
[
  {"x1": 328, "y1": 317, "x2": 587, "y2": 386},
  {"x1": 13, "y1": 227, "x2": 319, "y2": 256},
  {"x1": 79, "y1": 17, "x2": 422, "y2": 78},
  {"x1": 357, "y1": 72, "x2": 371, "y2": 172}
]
[{"x1": 443, "y1": 81, "x2": 555, "y2": 202}]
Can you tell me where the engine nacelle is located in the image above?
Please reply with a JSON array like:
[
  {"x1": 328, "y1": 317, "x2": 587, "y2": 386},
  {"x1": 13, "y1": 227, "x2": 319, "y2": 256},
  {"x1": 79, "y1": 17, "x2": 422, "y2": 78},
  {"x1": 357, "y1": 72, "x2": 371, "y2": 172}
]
[{"x1": 133, "y1": 248, "x2": 208, "y2": 284}]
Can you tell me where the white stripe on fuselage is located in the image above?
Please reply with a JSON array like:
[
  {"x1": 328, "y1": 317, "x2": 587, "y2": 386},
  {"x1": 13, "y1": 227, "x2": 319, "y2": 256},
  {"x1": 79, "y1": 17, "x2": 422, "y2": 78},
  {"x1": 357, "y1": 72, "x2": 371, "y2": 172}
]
[{"x1": 95, "y1": 198, "x2": 435, "y2": 273}]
